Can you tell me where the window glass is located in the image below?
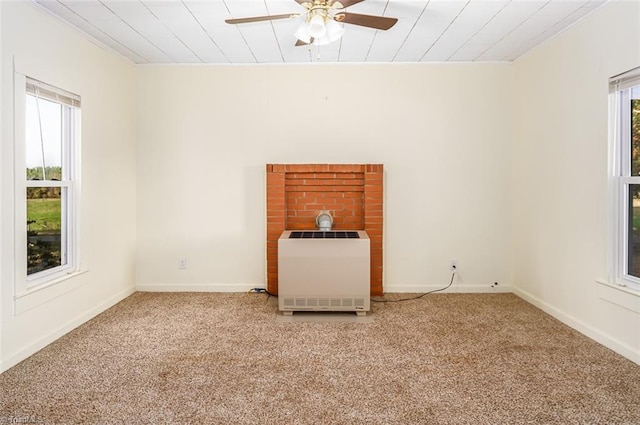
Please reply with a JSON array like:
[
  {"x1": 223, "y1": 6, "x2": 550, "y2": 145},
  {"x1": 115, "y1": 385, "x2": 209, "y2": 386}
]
[
  {"x1": 27, "y1": 187, "x2": 63, "y2": 275},
  {"x1": 25, "y1": 95, "x2": 62, "y2": 181}
]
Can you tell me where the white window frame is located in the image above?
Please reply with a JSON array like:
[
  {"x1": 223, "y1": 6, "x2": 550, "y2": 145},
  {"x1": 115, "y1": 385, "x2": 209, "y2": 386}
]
[
  {"x1": 14, "y1": 74, "x2": 81, "y2": 293},
  {"x1": 609, "y1": 66, "x2": 640, "y2": 292}
]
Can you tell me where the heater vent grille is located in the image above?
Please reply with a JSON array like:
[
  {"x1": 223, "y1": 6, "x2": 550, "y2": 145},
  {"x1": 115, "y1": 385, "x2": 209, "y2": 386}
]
[
  {"x1": 282, "y1": 297, "x2": 367, "y2": 310},
  {"x1": 289, "y1": 231, "x2": 359, "y2": 239}
]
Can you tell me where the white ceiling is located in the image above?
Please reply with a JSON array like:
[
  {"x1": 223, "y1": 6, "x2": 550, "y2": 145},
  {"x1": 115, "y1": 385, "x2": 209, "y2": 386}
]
[{"x1": 33, "y1": 0, "x2": 608, "y2": 64}]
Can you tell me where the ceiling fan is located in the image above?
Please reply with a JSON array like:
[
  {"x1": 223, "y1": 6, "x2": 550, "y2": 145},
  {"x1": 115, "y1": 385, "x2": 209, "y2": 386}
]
[{"x1": 225, "y1": 0, "x2": 398, "y2": 47}]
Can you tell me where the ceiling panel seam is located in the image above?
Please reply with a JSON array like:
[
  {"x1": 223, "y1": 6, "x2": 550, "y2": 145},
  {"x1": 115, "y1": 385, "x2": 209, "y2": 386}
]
[
  {"x1": 141, "y1": 1, "x2": 204, "y2": 63},
  {"x1": 473, "y1": 0, "x2": 553, "y2": 61},
  {"x1": 97, "y1": 0, "x2": 175, "y2": 63},
  {"x1": 391, "y1": 0, "x2": 430, "y2": 62},
  {"x1": 446, "y1": 0, "x2": 512, "y2": 62},
  {"x1": 54, "y1": 0, "x2": 149, "y2": 62},
  {"x1": 181, "y1": 0, "x2": 231, "y2": 63},
  {"x1": 419, "y1": 0, "x2": 471, "y2": 61}
]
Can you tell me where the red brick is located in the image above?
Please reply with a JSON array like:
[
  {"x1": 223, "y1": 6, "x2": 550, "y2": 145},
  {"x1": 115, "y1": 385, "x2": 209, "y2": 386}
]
[
  {"x1": 293, "y1": 210, "x2": 317, "y2": 217},
  {"x1": 364, "y1": 212, "x2": 383, "y2": 219},
  {"x1": 342, "y1": 203, "x2": 362, "y2": 211},
  {"x1": 364, "y1": 185, "x2": 384, "y2": 193},
  {"x1": 343, "y1": 192, "x2": 364, "y2": 199},
  {"x1": 365, "y1": 215, "x2": 383, "y2": 222},
  {"x1": 365, "y1": 172, "x2": 383, "y2": 178},
  {"x1": 364, "y1": 201, "x2": 383, "y2": 208},
  {"x1": 305, "y1": 179, "x2": 340, "y2": 186}
]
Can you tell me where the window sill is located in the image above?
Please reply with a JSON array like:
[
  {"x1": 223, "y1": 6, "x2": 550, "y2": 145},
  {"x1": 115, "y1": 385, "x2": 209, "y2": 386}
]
[
  {"x1": 595, "y1": 279, "x2": 640, "y2": 314},
  {"x1": 14, "y1": 269, "x2": 89, "y2": 314}
]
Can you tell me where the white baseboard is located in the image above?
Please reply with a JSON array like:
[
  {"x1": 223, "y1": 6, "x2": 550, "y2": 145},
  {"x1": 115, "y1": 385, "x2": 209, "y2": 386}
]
[
  {"x1": 136, "y1": 282, "x2": 510, "y2": 294},
  {"x1": 135, "y1": 283, "x2": 263, "y2": 292},
  {"x1": 513, "y1": 287, "x2": 640, "y2": 365},
  {"x1": 0, "y1": 286, "x2": 135, "y2": 373},
  {"x1": 384, "y1": 284, "x2": 511, "y2": 293}
]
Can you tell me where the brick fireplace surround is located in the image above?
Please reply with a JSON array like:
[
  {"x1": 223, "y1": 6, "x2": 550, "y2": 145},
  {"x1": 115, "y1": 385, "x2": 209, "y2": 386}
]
[{"x1": 266, "y1": 164, "x2": 383, "y2": 296}]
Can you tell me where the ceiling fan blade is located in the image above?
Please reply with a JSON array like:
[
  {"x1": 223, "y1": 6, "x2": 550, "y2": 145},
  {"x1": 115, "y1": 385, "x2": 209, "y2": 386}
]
[
  {"x1": 337, "y1": 0, "x2": 366, "y2": 8},
  {"x1": 295, "y1": 37, "x2": 316, "y2": 47},
  {"x1": 225, "y1": 13, "x2": 295, "y2": 25},
  {"x1": 340, "y1": 12, "x2": 397, "y2": 30}
]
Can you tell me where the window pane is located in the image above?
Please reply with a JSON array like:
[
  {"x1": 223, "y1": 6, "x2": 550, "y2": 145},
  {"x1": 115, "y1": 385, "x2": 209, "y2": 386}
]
[
  {"x1": 27, "y1": 187, "x2": 62, "y2": 275},
  {"x1": 25, "y1": 94, "x2": 62, "y2": 181},
  {"x1": 626, "y1": 93, "x2": 640, "y2": 275}
]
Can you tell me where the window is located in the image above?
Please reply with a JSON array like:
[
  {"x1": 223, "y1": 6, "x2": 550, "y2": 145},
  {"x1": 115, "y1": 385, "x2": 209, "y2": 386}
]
[
  {"x1": 610, "y1": 67, "x2": 640, "y2": 291},
  {"x1": 23, "y1": 78, "x2": 80, "y2": 286}
]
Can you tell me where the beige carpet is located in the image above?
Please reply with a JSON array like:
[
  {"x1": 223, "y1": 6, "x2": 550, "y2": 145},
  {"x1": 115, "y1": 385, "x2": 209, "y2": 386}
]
[{"x1": 1, "y1": 292, "x2": 639, "y2": 424}]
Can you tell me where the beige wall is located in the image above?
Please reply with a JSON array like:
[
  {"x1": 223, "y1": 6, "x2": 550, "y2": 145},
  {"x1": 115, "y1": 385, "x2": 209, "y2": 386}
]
[
  {"x1": 135, "y1": 64, "x2": 515, "y2": 293},
  {"x1": 513, "y1": 0, "x2": 640, "y2": 362},
  {"x1": 0, "y1": 2, "x2": 137, "y2": 371}
]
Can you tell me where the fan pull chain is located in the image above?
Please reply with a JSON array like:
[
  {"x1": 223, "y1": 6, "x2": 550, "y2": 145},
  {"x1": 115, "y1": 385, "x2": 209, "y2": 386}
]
[{"x1": 306, "y1": 45, "x2": 321, "y2": 62}]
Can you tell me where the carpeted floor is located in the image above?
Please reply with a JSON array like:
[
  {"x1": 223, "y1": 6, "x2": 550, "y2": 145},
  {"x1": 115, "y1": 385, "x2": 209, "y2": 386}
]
[{"x1": 1, "y1": 292, "x2": 639, "y2": 424}]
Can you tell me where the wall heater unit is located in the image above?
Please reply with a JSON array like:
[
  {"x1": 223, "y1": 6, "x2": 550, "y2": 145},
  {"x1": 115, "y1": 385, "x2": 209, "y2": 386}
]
[{"x1": 278, "y1": 230, "x2": 370, "y2": 316}]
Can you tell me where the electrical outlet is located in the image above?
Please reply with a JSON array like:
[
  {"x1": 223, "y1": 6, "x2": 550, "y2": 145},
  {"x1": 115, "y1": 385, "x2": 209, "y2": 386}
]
[
  {"x1": 450, "y1": 260, "x2": 458, "y2": 271},
  {"x1": 179, "y1": 258, "x2": 187, "y2": 269}
]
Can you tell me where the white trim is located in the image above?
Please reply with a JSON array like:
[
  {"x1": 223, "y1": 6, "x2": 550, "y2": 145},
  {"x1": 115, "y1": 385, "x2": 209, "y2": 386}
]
[
  {"x1": 135, "y1": 283, "x2": 264, "y2": 292},
  {"x1": 384, "y1": 283, "x2": 511, "y2": 293},
  {"x1": 135, "y1": 61, "x2": 513, "y2": 68},
  {"x1": 596, "y1": 279, "x2": 640, "y2": 314},
  {"x1": 14, "y1": 269, "x2": 89, "y2": 314},
  {"x1": 513, "y1": 287, "x2": 640, "y2": 365},
  {"x1": 610, "y1": 65, "x2": 640, "y2": 92},
  {"x1": 13, "y1": 73, "x2": 26, "y2": 299},
  {"x1": 607, "y1": 89, "x2": 619, "y2": 285},
  {"x1": 26, "y1": 261, "x2": 75, "y2": 288},
  {"x1": 136, "y1": 283, "x2": 512, "y2": 293},
  {"x1": 0, "y1": 286, "x2": 135, "y2": 373}
]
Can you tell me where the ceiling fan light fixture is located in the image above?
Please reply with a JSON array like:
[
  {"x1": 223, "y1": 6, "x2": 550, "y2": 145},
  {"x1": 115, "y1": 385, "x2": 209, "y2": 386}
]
[
  {"x1": 294, "y1": 22, "x2": 312, "y2": 43},
  {"x1": 325, "y1": 19, "x2": 344, "y2": 42},
  {"x1": 307, "y1": 14, "x2": 327, "y2": 38}
]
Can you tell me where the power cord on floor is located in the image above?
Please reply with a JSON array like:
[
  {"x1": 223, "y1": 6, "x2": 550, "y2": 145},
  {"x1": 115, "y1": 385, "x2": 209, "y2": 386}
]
[
  {"x1": 370, "y1": 271, "x2": 456, "y2": 303},
  {"x1": 248, "y1": 271, "x2": 456, "y2": 304},
  {"x1": 248, "y1": 287, "x2": 277, "y2": 299},
  {"x1": 248, "y1": 288, "x2": 267, "y2": 294}
]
